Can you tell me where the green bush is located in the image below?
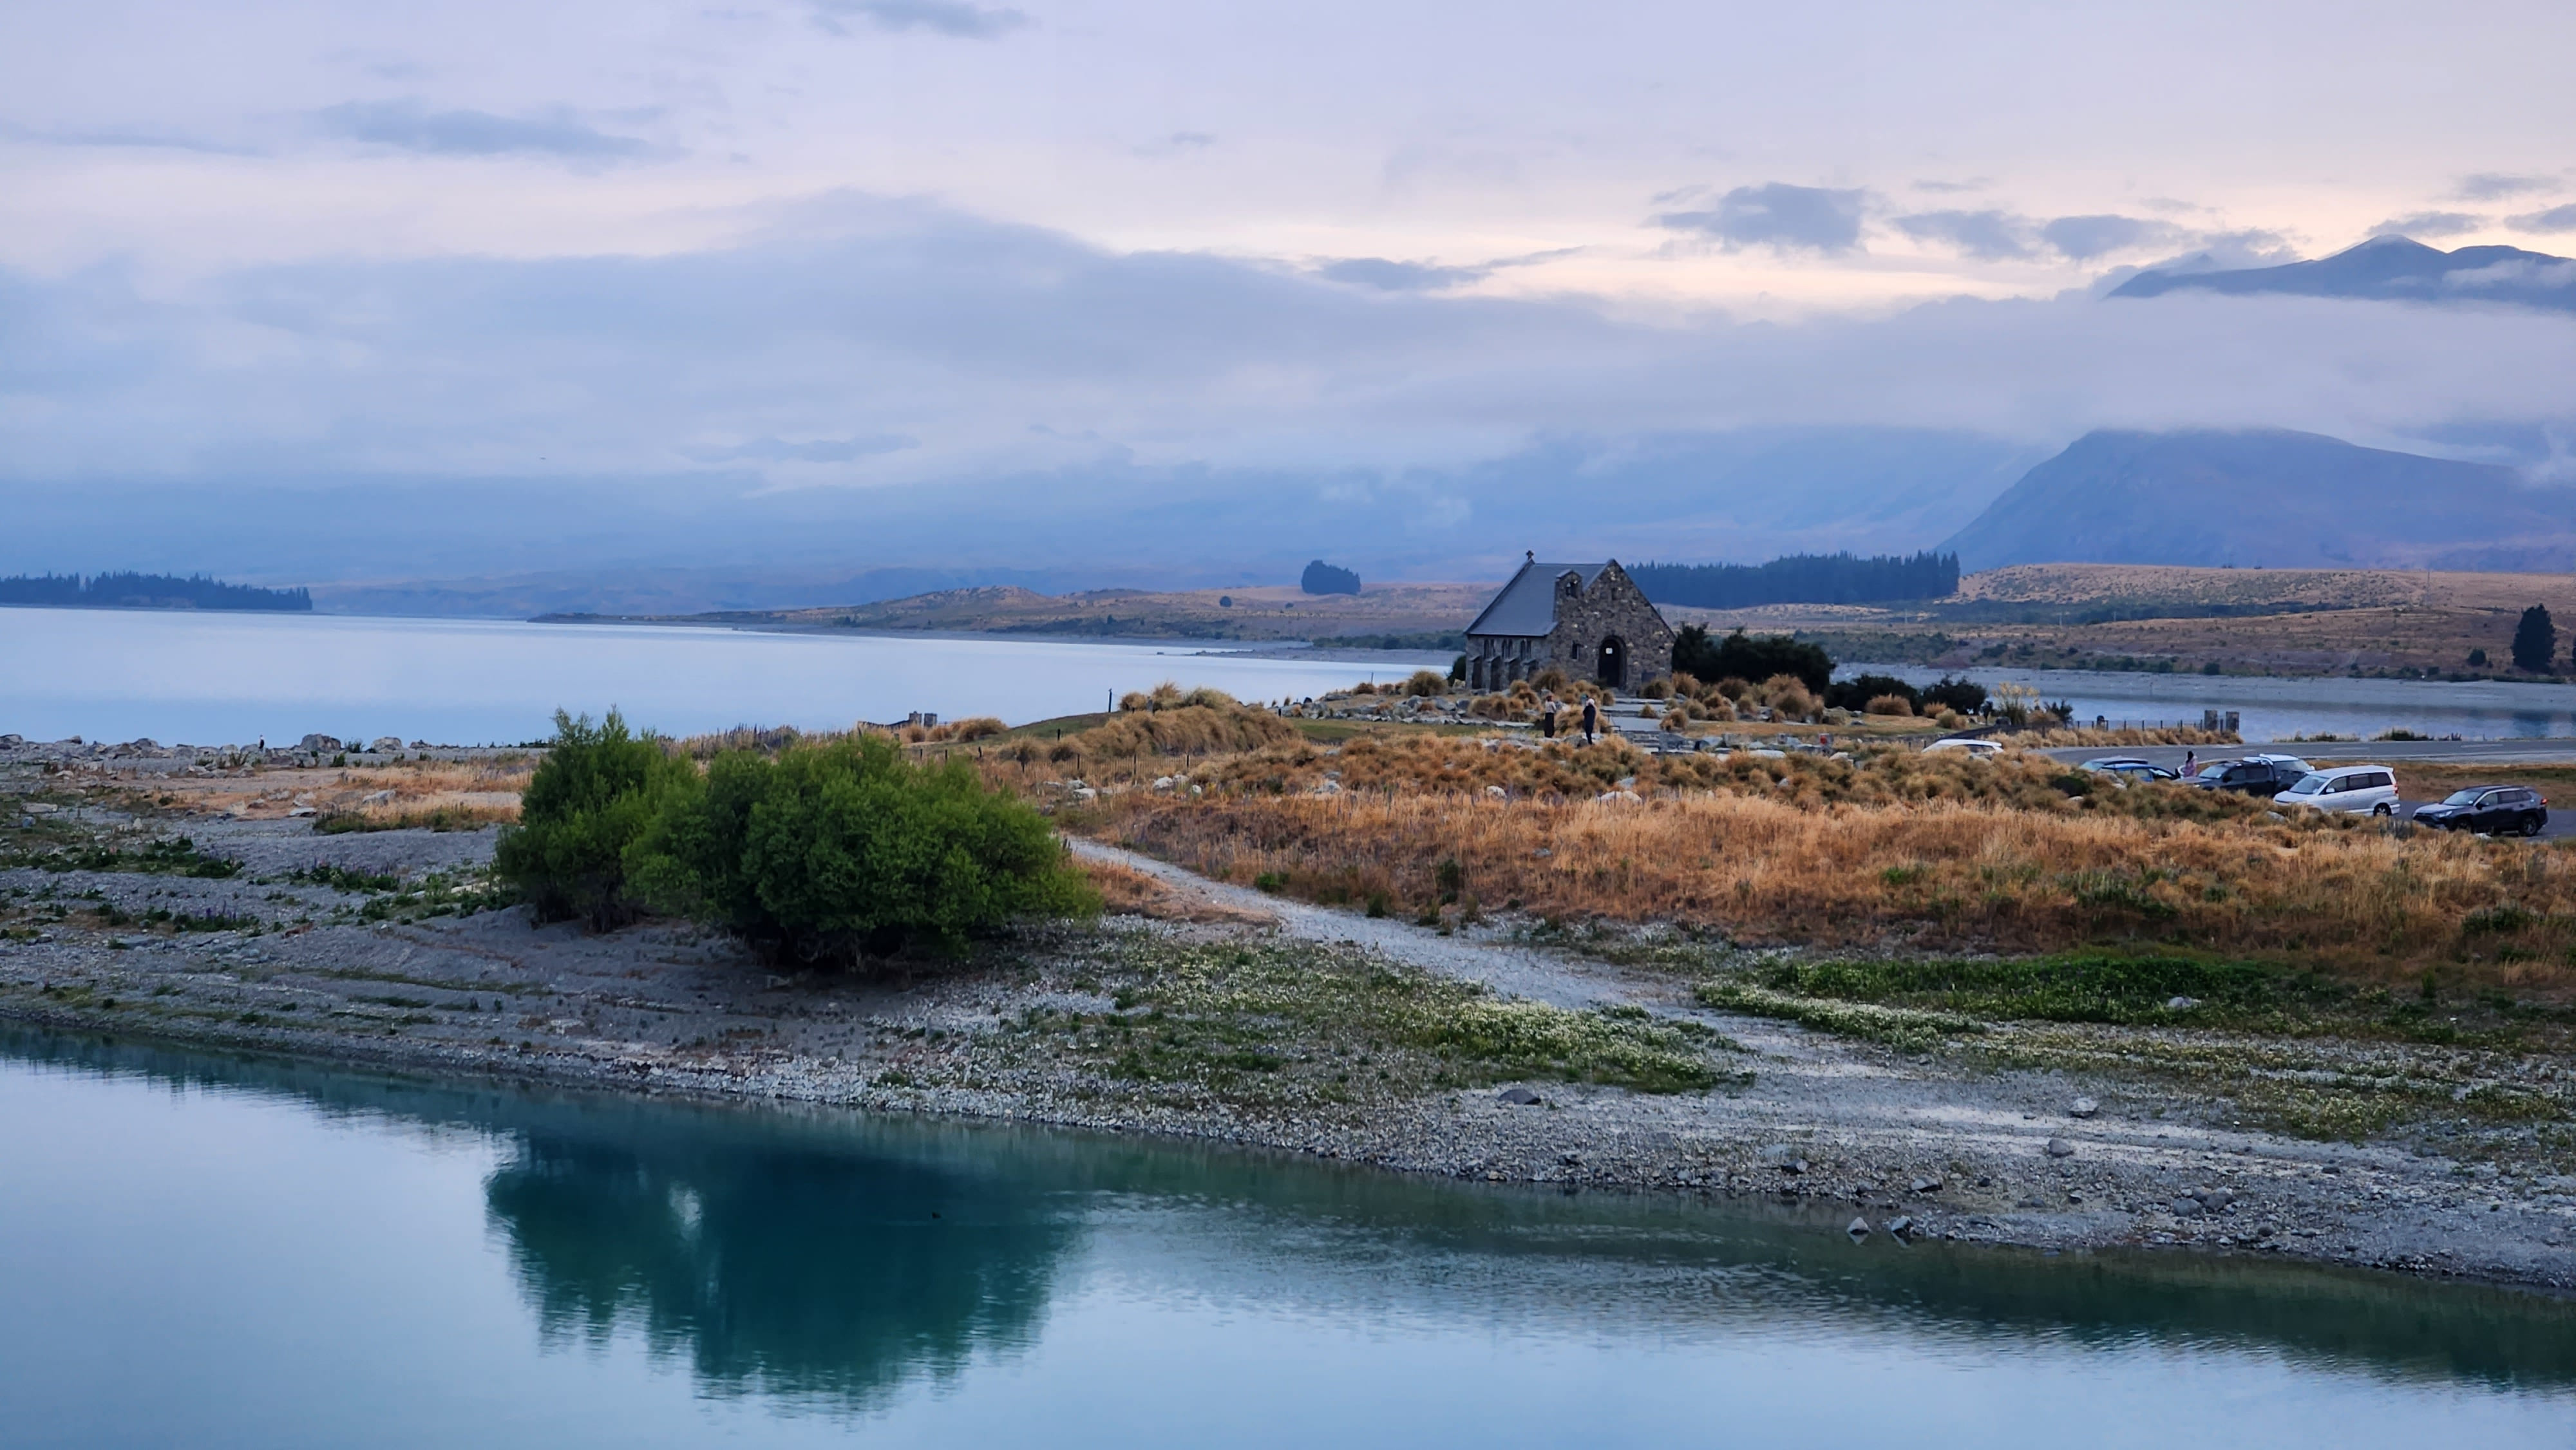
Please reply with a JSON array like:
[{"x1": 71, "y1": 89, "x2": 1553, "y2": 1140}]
[
  {"x1": 632, "y1": 733, "x2": 1095, "y2": 965},
  {"x1": 493, "y1": 710, "x2": 694, "y2": 929}
]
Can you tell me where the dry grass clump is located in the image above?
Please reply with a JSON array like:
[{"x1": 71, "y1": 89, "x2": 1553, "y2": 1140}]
[
  {"x1": 898, "y1": 715, "x2": 1008, "y2": 744},
  {"x1": 1007, "y1": 701, "x2": 1303, "y2": 769},
  {"x1": 1864, "y1": 693, "x2": 1915, "y2": 717}
]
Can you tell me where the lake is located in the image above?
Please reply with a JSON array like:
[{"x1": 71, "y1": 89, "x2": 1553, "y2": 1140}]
[
  {"x1": 1844, "y1": 663, "x2": 2576, "y2": 742},
  {"x1": 0, "y1": 608, "x2": 1430, "y2": 746},
  {"x1": 0, "y1": 1029, "x2": 2569, "y2": 1449}
]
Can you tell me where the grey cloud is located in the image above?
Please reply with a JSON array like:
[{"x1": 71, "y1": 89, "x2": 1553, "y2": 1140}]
[
  {"x1": 312, "y1": 100, "x2": 652, "y2": 160},
  {"x1": 1911, "y1": 178, "x2": 1987, "y2": 194},
  {"x1": 10, "y1": 194, "x2": 2576, "y2": 540},
  {"x1": 1133, "y1": 131, "x2": 1215, "y2": 158},
  {"x1": 687, "y1": 434, "x2": 918, "y2": 463},
  {"x1": 2509, "y1": 203, "x2": 2576, "y2": 233},
  {"x1": 2454, "y1": 173, "x2": 2558, "y2": 201},
  {"x1": 0, "y1": 121, "x2": 257, "y2": 156},
  {"x1": 1315, "y1": 258, "x2": 1491, "y2": 292},
  {"x1": 2040, "y1": 214, "x2": 2186, "y2": 261},
  {"x1": 811, "y1": 0, "x2": 1030, "y2": 37},
  {"x1": 1655, "y1": 183, "x2": 1868, "y2": 254},
  {"x1": 2443, "y1": 258, "x2": 2576, "y2": 292},
  {"x1": 1892, "y1": 209, "x2": 2036, "y2": 260},
  {"x1": 2369, "y1": 211, "x2": 2486, "y2": 238}
]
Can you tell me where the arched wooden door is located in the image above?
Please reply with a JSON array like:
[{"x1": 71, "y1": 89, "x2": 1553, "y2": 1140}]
[{"x1": 1596, "y1": 636, "x2": 1625, "y2": 689}]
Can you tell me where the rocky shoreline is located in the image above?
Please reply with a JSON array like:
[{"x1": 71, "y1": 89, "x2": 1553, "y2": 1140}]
[{"x1": 2, "y1": 766, "x2": 2570, "y2": 1293}]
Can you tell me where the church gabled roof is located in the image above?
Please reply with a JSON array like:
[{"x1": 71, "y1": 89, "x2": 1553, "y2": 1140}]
[{"x1": 1465, "y1": 557, "x2": 1611, "y2": 637}]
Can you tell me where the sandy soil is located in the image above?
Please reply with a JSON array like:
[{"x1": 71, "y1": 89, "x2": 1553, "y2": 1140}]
[{"x1": 2, "y1": 775, "x2": 2569, "y2": 1292}]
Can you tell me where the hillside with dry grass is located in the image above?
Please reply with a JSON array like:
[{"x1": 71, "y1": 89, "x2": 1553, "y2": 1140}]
[{"x1": 1677, "y1": 563, "x2": 2576, "y2": 677}]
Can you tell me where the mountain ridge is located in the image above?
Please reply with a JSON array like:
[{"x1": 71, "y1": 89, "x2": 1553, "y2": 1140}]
[
  {"x1": 1940, "y1": 428, "x2": 2576, "y2": 572},
  {"x1": 2111, "y1": 235, "x2": 2576, "y2": 311}
]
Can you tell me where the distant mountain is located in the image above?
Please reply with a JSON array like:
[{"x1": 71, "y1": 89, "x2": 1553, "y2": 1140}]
[
  {"x1": 2110, "y1": 236, "x2": 2576, "y2": 311},
  {"x1": 1941, "y1": 429, "x2": 2576, "y2": 572}
]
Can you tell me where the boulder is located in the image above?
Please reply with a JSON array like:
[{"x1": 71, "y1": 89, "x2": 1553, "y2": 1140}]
[
  {"x1": 1496, "y1": 1086, "x2": 1542, "y2": 1106},
  {"x1": 1847, "y1": 1216, "x2": 1871, "y2": 1238},
  {"x1": 2166, "y1": 995, "x2": 2201, "y2": 1010},
  {"x1": 370, "y1": 736, "x2": 402, "y2": 754},
  {"x1": 2069, "y1": 1097, "x2": 2100, "y2": 1118},
  {"x1": 1910, "y1": 1176, "x2": 1943, "y2": 1194},
  {"x1": 298, "y1": 733, "x2": 343, "y2": 753},
  {"x1": 2044, "y1": 1138, "x2": 2076, "y2": 1158},
  {"x1": 1758, "y1": 1145, "x2": 1808, "y2": 1174}
]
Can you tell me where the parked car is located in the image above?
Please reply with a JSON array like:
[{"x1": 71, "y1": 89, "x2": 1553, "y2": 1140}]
[
  {"x1": 2080, "y1": 757, "x2": 2181, "y2": 782},
  {"x1": 2278, "y1": 765, "x2": 2400, "y2": 816},
  {"x1": 2412, "y1": 785, "x2": 2548, "y2": 836},
  {"x1": 1925, "y1": 737, "x2": 2002, "y2": 758},
  {"x1": 2186, "y1": 753, "x2": 2313, "y2": 798}
]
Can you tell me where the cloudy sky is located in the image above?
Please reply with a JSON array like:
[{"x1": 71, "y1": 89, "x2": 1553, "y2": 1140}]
[{"x1": 5, "y1": 1, "x2": 2574, "y2": 586}]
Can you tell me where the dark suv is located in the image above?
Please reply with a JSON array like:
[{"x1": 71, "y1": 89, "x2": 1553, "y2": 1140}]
[
  {"x1": 2412, "y1": 786, "x2": 2548, "y2": 837},
  {"x1": 2186, "y1": 753, "x2": 2313, "y2": 798}
]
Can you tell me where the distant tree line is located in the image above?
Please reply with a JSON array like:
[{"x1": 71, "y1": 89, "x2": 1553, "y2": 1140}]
[
  {"x1": 0, "y1": 571, "x2": 312, "y2": 612},
  {"x1": 1301, "y1": 560, "x2": 1361, "y2": 596},
  {"x1": 1628, "y1": 551, "x2": 1960, "y2": 608}
]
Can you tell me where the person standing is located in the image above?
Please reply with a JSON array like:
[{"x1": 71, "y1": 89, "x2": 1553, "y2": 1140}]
[
  {"x1": 2183, "y1": 748, "x2": 2197, "y2": 777},
  {"x1": 1580, "y1": 695, "x2": 1598, "y2": 744},
  {"x1": 1541, "y1": 694, "x2": 1559, "y2": 738}
]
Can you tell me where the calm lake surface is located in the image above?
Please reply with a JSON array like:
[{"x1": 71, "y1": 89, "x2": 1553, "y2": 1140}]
[
  {"x1": 2, "y1": 1030, "x2": 2571, "y2": 1449},
  {"x1": 0, "y1": 608, "x2": 1427, "y2": 745},
  {"x1": 1848, "y1": 664, "x2": 2576, "y2": 742}
]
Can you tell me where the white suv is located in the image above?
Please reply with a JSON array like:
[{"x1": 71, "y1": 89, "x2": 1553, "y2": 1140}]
[{"x1": 2279, "y1": 765, "x2": 2400, "y2": 816}]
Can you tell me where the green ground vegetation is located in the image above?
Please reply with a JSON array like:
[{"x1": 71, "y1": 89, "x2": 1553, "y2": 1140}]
[
  {"x1": 1001, "y1": 935, "x2": 1741, "y2": 1113},
  {"x1": 1689, "y1": 950, "x2": 2575, "y2": 1156}
]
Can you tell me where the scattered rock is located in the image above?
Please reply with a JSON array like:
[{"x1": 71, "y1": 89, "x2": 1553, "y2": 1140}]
[
  {"x1": 1910, "y1": 1176, "x2": 1942, "y2": 1194},
  {"x1": 1847, "y1": 1216, "x2": 1871, "y2": 1238},
  {"x1": 2045, "y1": 1138, "x2": 2076, "y2": 1158},
  {"x1": 1886, "y1": 1214, "x2": 1915, "y2": 1238},
  {"x1": 1496, "y1": 1086, "x2": 1542, "y2": 1106},
  {"x1": 2166, "y1": 995, "x2": 2201, "y2": 1010},
  {"x1": 2172, "y1": 1197, "x2": 2206, "y2": 1218},
  {"x1": 2069, "y1": 1097, "x2": 2100, "y2": 1118},
  {"x1": 1758, "y1": 1145, "x2": 1808, "y2": 1174}
]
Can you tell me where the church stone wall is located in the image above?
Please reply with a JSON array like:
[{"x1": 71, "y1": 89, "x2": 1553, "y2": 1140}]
[
  {"x1": 1464, "y1": 559, "x2": 1674, "y2": 691},
  {"x1": 1545, "y1": 562, "x2": 1674, "y2": 688}
]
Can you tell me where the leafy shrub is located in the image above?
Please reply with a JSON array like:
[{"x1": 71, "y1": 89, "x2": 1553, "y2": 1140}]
[
  {"x1": 633, "y1": 733, "x2": 1095, "y2": 965},
  {"x1": 494, "y1": 710, "x2": 694, "y2": 930},
  {"x1": 1824, "y1": 673, "x2": 1920, "y2": 713},
  {"x1": 1920, "y1": 675, "x2": 1989, "y2": 715},
  {"x1": 1671, "y1": 625, "x2": 1833, "y2": 693}
]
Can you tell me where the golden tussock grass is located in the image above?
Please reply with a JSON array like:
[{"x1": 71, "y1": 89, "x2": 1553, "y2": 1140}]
[{"x1": 1047, "y1": 719, "x2": 2576, "y2": 995}]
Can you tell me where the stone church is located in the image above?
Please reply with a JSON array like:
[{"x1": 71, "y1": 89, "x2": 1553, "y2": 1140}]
[{"x1": 1463, "y1": 553, "x2": 1674, "y2": 693}]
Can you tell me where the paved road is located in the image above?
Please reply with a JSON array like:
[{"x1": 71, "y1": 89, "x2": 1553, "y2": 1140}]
[{"x1": 2038, "y1": 742, "x2": 2574, "y2": 839}]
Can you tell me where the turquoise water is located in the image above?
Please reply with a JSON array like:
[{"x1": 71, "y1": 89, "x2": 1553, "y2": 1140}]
[
  {"x1": 0, "y1": 608, "x2": 1421, "y2": 745},
  {"x1": 1, "y1": 1029, "x2": 2570, "y2": 1448}
]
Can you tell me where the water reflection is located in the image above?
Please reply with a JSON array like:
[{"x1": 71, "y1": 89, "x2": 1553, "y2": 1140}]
[
  {"x1": 482, "y1": 1120, "x2": 1075, "y2": 1407},
  {"x1": 6, "y1": 1025, "x2": 2573, "y2": 1418}
]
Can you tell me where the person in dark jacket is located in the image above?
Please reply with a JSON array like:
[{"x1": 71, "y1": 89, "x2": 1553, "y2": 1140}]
[{"x1": 1580, "y1": 696, "x2": 1598, "y2": 744}]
